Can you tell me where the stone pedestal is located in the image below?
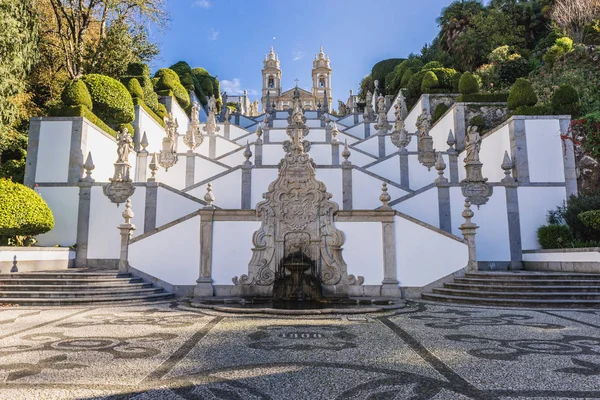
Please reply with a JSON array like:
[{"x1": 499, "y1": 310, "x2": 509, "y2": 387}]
[
  {"x1": 380, "y1": 212, "x2": 401, "y2": 297},
  {"x1": 118, "y1": 223, "x2": 135, "y2": 273},
  {"x1": 194, "y1": 209, "x2": 215, "y2": 297}
]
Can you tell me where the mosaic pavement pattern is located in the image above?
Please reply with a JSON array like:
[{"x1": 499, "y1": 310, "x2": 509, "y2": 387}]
[{"x1": 1, "y1": 301, "x2": 600, "y2": 399}]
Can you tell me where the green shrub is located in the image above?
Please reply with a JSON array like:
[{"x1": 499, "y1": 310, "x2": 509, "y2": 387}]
[
  {"x1": 400, "y1": 69, "x2": 414, "y2": 87},
  {"x1": 488, "y1": 45, "x2": 511, "y2": 64},
  {"x1": 422, "y1": 61, "x2": 444, "y2": 70},
  {"x1": 170, "y1": 61, "x2": 195, "y2": 90},
  {"x1": 457, "y1": 93, "x2": 509, "y2": 102},
  {"x1": 562, "y1": 192, "x2": 600, "y2": 241},
  {"x1": 507, "y1": 78, "x2": 537, "y2": 110},
  {"x1": 0, "y1": 179, "x2": 54, "y2": 245},
  {"x1": 52, "y1": 105, "x2": 116, "y2": 137},
  {"x1": 155, "y1": 103, "x2": 168, "y2": 119},
  {"x1": 514, "y1": 104, "x2": 552, "y2": 115},
  {"x1": 387, "y1": 58, "x2": 424, "y2": 94},
  {"x1": 432, "y1": 103, "x2": 449, "y2": 123},
  {"x1": 126, "y1": 78, "x2": 144, "y2": 100},
  {"x1": 475, "y1": 64, "x2": 498, "y2": 90},
  {"x1": 551, "y1": 84, "x2": 580, "y2": 116},
  {"x1": 82, "y1": 74, "x2": 134, "y2": 126},
  {"x1": 543, "y1": 38, "x2": 573, "y2": 67},
  {"x1": 406, "y1": 68, "x2": 458, "y2": 110},
  {"x1": 469, "y1": 115, "x2": 486, "y2": 131},
  {"x1": 459, "y1": 72, "x2": 479, "y2": 95},
  {"x1": 117, "y1": 123, "x2": 135, "y2": 135},
  {"x1": 497, "y1": 57, "x2": 531, "y2": 86},
  {"x1": 371, "y1": 58, "x2": 404, "y2": 93},
  {"x1": 537, "y1": 224, "x2": 573, "y2": 249},
  {"x1": 154, "y1": 68, "x2": 191, "y2": 109},
  {"x1": 132, "y1": 97, "x2": 165, "y2": 128},
  {"x1": 556, "y1": 37, "x2": 574, "y2": 52},
  {"x1": 452, "y1": 72, "x2": 462, "y2": 92},
  {"x1": 578, "y1": 210, "x2": 600, "y2": 231},
  {"x1": 421, "y1": 71, "x2": 439, "y2": 93},
  {"x1": 61, "y1": 79, "x2": 93, "y2": 110},
  {"x1": 0, "y1": 159, "x2": 25, "y2": 183},
  {"x1": 126, "y1": 62, "x2": 150, "y2": 77}
]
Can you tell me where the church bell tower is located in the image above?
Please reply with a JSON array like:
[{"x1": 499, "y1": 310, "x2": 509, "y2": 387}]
[
  {"x1": 312, "y1": 46, "x2": 332, "y2": 111},
  {"x1": 261, "y1": 46, "x2": 282, "y2": 112}
]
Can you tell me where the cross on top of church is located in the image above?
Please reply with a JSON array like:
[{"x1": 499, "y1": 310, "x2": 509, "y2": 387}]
[{"x1": 294, "y1": 78, "x2": 299, "y2": 86}]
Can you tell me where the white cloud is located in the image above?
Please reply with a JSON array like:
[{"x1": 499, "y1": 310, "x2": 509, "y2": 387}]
[
  {"x1": 292, "y1": 50, "x2": 305, "y2": 61},
  {"x1": 193, "y1": 0, "x2": 211, "y2": 8},
  {"x1": 220, "y1": 78, "x2": 258, "y2": 96},
  {"x1": 208, "y1": 28, "x2": 219, "y2": 40}
]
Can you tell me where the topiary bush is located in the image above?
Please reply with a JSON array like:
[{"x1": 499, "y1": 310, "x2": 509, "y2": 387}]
[
  {"x1": 170, "y1": 61, "x2": 195, "y2": 91},
  {"x1": 155, "y1": 103, "x2": 168, "y2": 119},
  {"x1": 371, "y1": 58, "x2": 404, "y2": 93},
  {"x1": 400, "y1": 69, "x2": 414, "y2": 88},
  {"x1": 457, "y1": 93, "x2": 509, "y2": 103},
  {"x1": 0, "y1": 179, "x2": 54, "y2": 246},
  {"x1": 452, "y1": 72, "x2": 462, "y2": 92},
  {"x1": 154, "y1": 68, "x2": 191, "y2": 109},
  {"x1": 537, "y1": 224, "x2": 573, "y2": 249},
  {"x1": 498, "y1": 57, "x2": 532, "y2": 87},
  {"x1": 578, "y1": 210, "x2": 600, "y2": 232},
  {"x1": 469, "y1": 115, "x2": 486, "y2": 131},
  {"x1": 422, "y1": 61, "x2": 444, "y2": 71},
  {"x1": 82, "y1": 74, "x2": 134, "y2": 127},
  {"x1": 433, "y1": 103, "x2": 449, "y2": 123},
  {"x1": 459, "y1": 72, "x2": 479, "y2": 95},
  {"x1": 543, "y1": 37, "x2": 574, "y2": 67},
  {"x1": 126, "y1": 62, "x2": 151, "y2": 77},
  {"x1": 561, "y1": 192, "x2": 600, "y2": 241},
  {"x1": 61, "y1": 79, "x2": 93, "y2": 110},
  {"x1": 507, "y1": 78, "x2": 537, "y2": 110},
  {"x1": 421, "y1": 71, "x2": 439, "y2": 93},
  {"x1": 126, "y1": 78, "x2": 144, "y2": 100},
  {"x1": 551, "y1": 84, "x2": 580, "y2": 116}
]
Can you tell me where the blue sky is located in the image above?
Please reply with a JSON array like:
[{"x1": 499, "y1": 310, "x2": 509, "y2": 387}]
[{"x1": 152, "y1": 0, "x2": 452, "y2": 104}]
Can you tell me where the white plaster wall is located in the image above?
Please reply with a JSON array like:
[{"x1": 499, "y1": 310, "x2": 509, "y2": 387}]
[
  {"x1": 457, "y1": 151, "x2": 467, "y2": 181},
  {"x1": 308, "y1": 128, "x2": 326, "y2": 142},
  {"x1": 408, "y1": 154, "x2": 443, "y2": 190},
  {"x1": 523, "y1": 251, "x2": 600, "y2": 262},
  {"x1": 193, "y1": 157, "x2": 228, "y2": 187},
  {"x1": 36, "y1": 121, "x2": 72, "y2": 183},
  {"x1": 384, "y1": 136, "x2": 398, "y2": 156},
  {"x1": 0, "y1": 248, "x2": 73, "y2": 263},
  {"x1": 345, "y1": 123, "x2": 367, "y2": 138},
  {"x1": 156, "y1": 187, "x2": 201, "y2": 227},
  {"x1": 187, "y1": 169, "x2": 242, "y2": 209},
  {"x1": 85, "y1": 123, "x2": 123, "y2": 183},
  {"x1": 352, "y1": 170, "x2": 408, "y2": 209},
  {"x1": 367, "y1": 155, "x2": 401, "y2": 183},
  {"x1": 394, "y1": 187, "x2": 439, "y2": 228},
  {"x1": 129, "y1": 215, "x2": 200, "y2": 285},
  {"x1": 450, "y1": 187, "x2": 465, "y2": 237},
  {"x1": 35, "y1": 187, "x2": 79, "y2": 247},
  {"x1": 251, "y1": 168, "x2": 278, "y2": 207},
  {"x1": 480, "y1": 124, "x2": 511, "y2": 182},
  {"x1": 305, "y1": 111, "x2": 318, "y2": 119},
  {"x1": 314, "y1": 168, "x2": 343, "y2": 204},
  {"x1": 267, "y1": 129, "x2": 289, "y2": 143},
  {"x1": 309, "y1": 145, "x2": 332, "y2": 165},
  {"x1": 395, "y1": 215, "x2": 468, "y2": 287},
  {"x1": 337, "y1": 131, "x2": 359, "y2": 145},
  {"x1": 262, "y1": 144, "x2": 286, "y2": 165},
  {"x1": 168, "y1": 98, "x2": 189, "y2": 136},
  {"x1": 212, "y1": 221, "x2": 261, "y2": 285},
  {"x1": 239, "y1": 116, "x2": 257, "y2": 128},
  {"x1": 470, "y1": 187, "x2": 510, "y2": 261},
  {"x1": 153, "y1": 156, "x2": 186, "y2": 189},
  {"x1": 353, "y1": 136, "x2": 379, "y2": 157},
  {"x1": 306, "y1": 119, "x2": 322, "y2": 128},
  {"x1": 336, "y1": 114, "x2": 355, "y2": 127},
  {"x1": 216, "y1": 148, "x2": 246, "y2": 167},
  {"x1": 525, "y1": 119, "x2": 565, "y2": 183},
  {"x1": 137, "y1": 106, "x2": 165, "y2": 154},
  {"x1": 405, "y1": 97, "x2": 424, "y2": 133},
  {"x1": 519, "y1": 186, "x2": 567, "y2": 250},
  {"x1": 215, "y1": 136, "x2": 242, "y2": 158},
  {"x1": 272, "y1": 119, "x2": 288, "y2": 128},
  {"x1": 336, "y1": 222, "x2": 383, "y2": 285},
  {"x1": 346, "y1": 149, "x2": 377, "y2": 167},
  {"x1": 429, "y1": 107, "x2": 455, "y2": 152},
  {"x1": 87, "y1": 187, "x2": 146, "y2": 259},
  {"x1": 230, "y1": 125, "x2": 251, "y2": 141},
  {"x1": 276, "y1": 111, "x2": 289, "y2": 119}
]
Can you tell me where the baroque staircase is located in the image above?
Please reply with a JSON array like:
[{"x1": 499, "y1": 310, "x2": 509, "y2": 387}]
[
  {"x1": 422, "y1": 271, "x2": 600, "y2": 307},
  {"x1": 0, "y1": 269, "x2": 174, "y2": 306}
]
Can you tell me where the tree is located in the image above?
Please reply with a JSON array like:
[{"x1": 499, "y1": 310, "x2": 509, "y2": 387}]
[
  {"x1": 46, "y1": 0, "x2": 167, "y2": 78},
  {"x1": 358, "y1": 75, "x2": 374, "y2": 102},
  {"x1": 437, "y1": 0, "x2": 486, "y2": 53},
  {"x1": 551, "y1": 0, "x2": 600, "y2": 43}
]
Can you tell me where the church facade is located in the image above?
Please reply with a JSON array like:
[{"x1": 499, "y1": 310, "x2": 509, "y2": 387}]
[{"x1": 261, "y1": 46, "x2": 333, "y2": 111}]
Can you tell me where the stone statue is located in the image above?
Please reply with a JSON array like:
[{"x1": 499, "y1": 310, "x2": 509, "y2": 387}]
[
  {"x1": 377, "y1": 94, "x2": 385, "y2": 114},
  {"x1": 209, "y1": 96, "x2": 217, "y2": 112},
  {"x1": 116, "y1": 129, "x2": 133, "y2": 163},
  {"x1": 191, "y1": 101, "x2": 201, "y2": 124},
  {"x1": 164, "y1": 113, "x2": 178, "y2": 142},
  {"x1": 465, "y1": 125, "x2": 481, "y2": 163},
  {"x1": 416, "y1": 108, "x2": 432, "y2": 136}
]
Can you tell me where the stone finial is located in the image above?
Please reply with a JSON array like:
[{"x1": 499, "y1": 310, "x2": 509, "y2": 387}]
[
  {"x1": 82, "y1": 152, "x2": 95, "y2": 183},
  {"x1": 435, "y1": 152, "x2": 448, "y2": 184},
  {"x1": 256, "y1": 124, "x2": 263, "y2": 141},
  {"x1": 379, "y1": 183, "x2": 391, "y2": 209},
  {"x1": 140, "y1": 132, "x2": 149, "y2": 152},
  {"x1": 501, "y1": 151, "x2": 515, "y2": 184},
  {"x1": 342, "y1": 139, "x2": 351, "y2": 165},
  {"x1": 243, "y1": 141, "x2": 253, "y2": 167},
  {"x1": 331, "y1": 122, "x2": 340, "y2": 144},
  {"x1": 204, "y1": 183, "x2": 215, "y2": 208},
  {"x1": 148, "y1": 152, "x2": 158, "y2": 181},
  {"x1": 461, "y1": 200, "x2": 475, "y2": 228},
  {"x1": 122, "y1": 199, "x2": 134, "y2": 225},
  {"x1": 447, "y1": 129, "x2": 455, "y2": 151}
]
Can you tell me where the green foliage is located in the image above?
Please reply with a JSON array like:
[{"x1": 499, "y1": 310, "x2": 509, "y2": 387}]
[
  {"x1": 556, "y1": 37, "x2": 574, "y2": 52},
  {"x1": 513, "y1": 104, "x2": 552, "y2": 115},
  {"x1": 132, "y1": 97, "x2": 165, "y2": 128},
  {"x1": 422, "y1": 61, "x2": 444, "y2": 70},
  {"x1": 452, "y1": 72, "x2": 462, "y2": 92},
  {"x1": 155, "y1": 103, "x2": 168, "y2": 120},
  {"x1": 191, "y1": 67, "x2": 217, "y2": 107},
  {"x1": 406, "y1": 68, "x2": 458, "y2": 109},
  {"x1": 0, "y1": 179, "x2": 54, "y2": 245},
  {"x1": 551, "y1": 84, "x2": 580, "y2": 116},
  {"x1": 432, "y1": 103, "x2": 450, "y2": 123},
  {"x1": 537, "y1": 224, "x2": 573, "y2": 249},
  {"x1": 543, "y1": 37, "x2": 574, "y2": 67},
  {"x1": 488, "y1": 45, "x2": 511, "y2": 63},
  {"x1": 126, "y1": 78, "x2": 144, "y2": 100},
  {"x1": 507, "y1": 78, "x2": 537, "y2": 110},
  {"x1": 475, "y1": 64, "x2": 498, "y2": 90},
  {"x1": 371, "y1": 58, "x2": 404, "y2": 93},
  {"x1": 82, "y1": 74, "x2": 135, "y2": 127},
  {"x1": 169, "y1": 61, "x2": 195, "y2": 90},
  {"x1": 421, "y1": 71, "x2": 439, "y2": 93},
  {"x1": 457, "y1": 92, "x2": 509, "y2": 102},
  {"x1": 571, "y1": 112, "x2": 600, "y2": 158},
  {"x1": 578, "y1": 210, "x2": 600, "y2": 231},
  {"x1": 52, "y1": 105, "x2": 116, "y2": 138},
  {"x1": 385, "y1": 58, "x2": 424, "y2": 95},
  {"x1": 358, "y1": 74, "x2": 374, "y2": 102},
  {"x1": 126, "y1": 62, "x2": 150, "y2": 77},
  {"x1": 459, "y1": 72, "x2": 479, "y2": 94},
  {"x1": 154, "y1": 68, "x2": 190, "y2": 109},
  {"x1": 400, "y1": 69, "x2": 415, "y2": 88},
  {"x1": 61, "y1": 80, "x2": 93, "y2": 110},
  {"x1": 469, "y1": 115, "x2": 486, "y2": 131},
  {"x1": 497, "y1": 56, "x2": 531, "y2": 86},
  {"x1": 552, "y1": 191, "x2": 600, "y2": 242},
  {"x1": 0, "y1": 159, "x2": 25, "y2": 183}
]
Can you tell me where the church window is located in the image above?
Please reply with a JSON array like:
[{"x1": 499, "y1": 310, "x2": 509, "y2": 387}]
[
  {"x1": 319, "y1": 78, "x2": 325, "y2": 88},
  {"x1": 268, "y1": 77, "x2": 274, "y2": 88}
]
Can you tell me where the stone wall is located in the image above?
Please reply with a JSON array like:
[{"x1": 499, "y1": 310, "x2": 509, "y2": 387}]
[{"x1": 464, "y1": 103, "x2": 508, "y2": 133}]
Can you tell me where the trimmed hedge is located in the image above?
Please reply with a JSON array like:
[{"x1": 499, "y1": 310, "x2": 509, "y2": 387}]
[
  {"x1": 52, "y1": 105, "x2": 116, "y2": 137},
  {"x1": 155, "y1": 103, "x2": 168, "y2": 120},
  {"x1": 507, "y1": 78, "x2": 537, "y2": 110},
  {"x1": 371, "y1": 58, "x2": 404, "y2": 92},
  {"x1": 421, "y1": 71, "x2": 439, "y2": 93},
  {"x1": 514, "y1": 104, "x2": 552, "y2": 115},
  {"x1": 578, "y1": 210, "x2": 600, "y2": 231},
  {"x1": 61, "y1": 79, "x2": 93, "y2": 110},
  {"x1": 133, "y1": 97, "x2": 165, "y2": 128},
  {"x1": 126, "y1": 62, "x2": 150, "y2": 77},
  {"x1": 406, "y1": 68, "x2": 459, "y2": 108},
  {"x1": 537, "y1": 224, "x2": 572, "y2": 249},
  {"x1": 82, "y1": 74, "x2": 135, "y2": 126},
  {"x1": 433, "y1": 103, "x2": 450, "y2": 123},
  {"x1": 170, "y1": 61, "x2": 195, "y2": 90},
  {"x1": 469, "y1": 115, "x2": 486, "y2": 131},
  {"x1": 400, "y1": 69, "x2": 414, "y2": 87},
  {"x1": 452, "y1": 72, "x2": 462, "y2": 92},
  {"x1": 0, "y1": 179, "x2": 54, "y2": 245},
  {"x1": 459, "y1": 72, "x2": 479, "y2": 94},
  {"x1": 457, "y1": 93, "x2": 509, "y2": 102},
  {"x1": 127, "y1": 78, "x2": 144, "y2": 99},
  {"x1": 551, "y1": 84, "x2": 580, "y2": 116},
  {"x1": 564, "y1": 192, "x2": 600, "y2": 241},
  {"x1": 154, "y1": 68, "x2": 190, "y2": 109},
  {"x1": 422, "y1": 61, "x2": 444, "y2": 70},
  {"x1": 498, "y1": 57, "x2": 531, "y2": 86}
]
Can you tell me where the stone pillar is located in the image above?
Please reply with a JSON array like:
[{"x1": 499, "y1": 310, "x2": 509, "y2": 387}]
[
  {"x1": 208, "y1": 134, "x2": 217, "y2": 159},
  {"x1": 263, "y1": 125, "x2": 270, "y2": 143},
  {"x1": 137, "y1": 151, "x2": 148, "y2": 182},
  {"x1": 68, "y1": 118, "x2": 87, "y2": 185},
  {"x1": 435, "y1": 153, "x2": 452, "y2": 233},
  {"x1": 399, "y1": 150, "x2": 409, "y2": 188},
  {"x1": 453, "y1": 103, "x2": 466, "y2": 152},
  {"x1": 502, "y1": 151, "x2": 523, "y2": 270},
  {"x1": 75, "y1": 152, "x2": 94, "y2": 268},
  {"x1": 224, "y1": 122, "x2": 231, "y2": 140},
  {"x1": 255, "y1": 138, "x2": 263, "y2": 166},
  {"x1": 24, "y1": 118, "x2": 41, "y2": 188},
  {"x1": 354, "y1": 112, "x2": 359, "y2": 125},
  {"x1": 195, "y1": 209, "x2": 215, "y2": 297},
  {"x1": 364, "y1": 123, "x2": 371, "y2": 138},
  {"x1": 325, "y1": 123, "x2": 332, "y2": 142},
  {"x1": 118, "y1": 199, "x2": 136, "y2": 274},
  {"x1": 509, "y1": 118, "x2": 530, "y2": 184},
  {"x1": 381, "y1": 211, "x2": 401, "y2": 297},
  {"x1": 144, "y1": 181, "x2": 158, "y2": 233},
  {"x1": 378, "y1": 135, "x2": 386, "y2": 159},
  {"x1": 185, "y1": 150, "x2": 195, "y2": 188},
  {"x1": 342, "y1": 141, "x2": 353, "y2": 210},
  {"x1": 560, "y1": 117, "x2": 578, "y2": 197},
  {"x1": 447, "y1": 130, "x2": 459, "y2": 183},
  {"x1": 331, "y1": 142, "x2": 340, "y2": 166},
  {"x1": 459, "y1": 200, "x2": 479, "y2": 273}
]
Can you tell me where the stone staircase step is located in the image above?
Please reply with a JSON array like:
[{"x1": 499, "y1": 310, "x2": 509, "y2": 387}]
[
  {"x1": 454, "y1": 278, "x2": 600, "y2": 286},
  {"x1": 0, "y1": 272, "x2": 131, "y2": 279},
  {"x1": 0, "y1": 278, "x2": 144, "y2": 286},
  {"x1": 466, "y1": 272, "x2": 600, "y2": 280},
  {"x1": 432, "y1": 288, "x2": 600, "y2": 300},
  {"x1": 0, "y1": 288, "x2": 164, "y2": 298},
  {"x1": 0, "y1": 293, "x2": 175, "y2": 306},
  {"x1": 421, "y1": 292, "x2": 600, "y2": 307},
  {"x1": 444, "y1": 283, "x2": 600, "y2": 292},
  {"x1": 0, "y1": 283, "x2": 153, "y2": 291}
]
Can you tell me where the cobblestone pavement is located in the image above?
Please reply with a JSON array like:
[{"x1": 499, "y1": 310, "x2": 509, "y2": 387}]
[{"x1": 1, "y1": 301, "x2": 600, "y2": 399}]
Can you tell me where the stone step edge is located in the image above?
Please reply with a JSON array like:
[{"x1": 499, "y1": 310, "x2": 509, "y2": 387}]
[
  {"x1": 433, "y1": 288, "x2": 600, "y2": 298},
  {"x1": 422, "y1": 293, "x2": 600, "y2": 304},
  {"x1": 445, "y1": 284, "x2": 600, "y2": 291},
  {"x1": 0, "y1": 288, "x2": 165, "y2": 297},
  {"x1": 0, "y1": 273, "x2": 130, "y2": 278},
  {"x1": 455, "y1": 278, "x2": 600, "y2": 284},
  {"x1": 0, "y1": 278, "x2": 143, "y2": 283},
  {"x1": 0, "y1": 293, "x2": 175, "y2": 304},
  {"x1": 0, "y1": 283, "x2": 153, "y2": 290},
  {"x1": 467, "y1": 272, "x2": 600, "y2": 277}
]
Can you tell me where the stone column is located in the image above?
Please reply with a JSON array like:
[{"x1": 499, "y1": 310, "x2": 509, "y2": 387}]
[
  {"x1": 118, "y1": 199, "x2": 136, "y2": 274},
  {"x1": 435, "y1": 153, "x2": 452, "y2": 233},
  {"x1": 331, "y1": 142, "x2": 340, "y2": 166},
  {"x1": 447, "y1": 130, "x2": 459, "y2": 183},
  {"x1": 185, "y1": 150, "x2": 195, "y2": 188},
  {"x1": 255, "y1": 138, "x2": 263, "y2": 167},
  {"x1": 144, "y1": 181, "x2": 158, "y2": 233},
  {"x1": 208, "y1": 133, "x2": 217, "y2": 159},
  {"x1": 378, "y1": 135, "x2": 386, "y2": 159},
  {"x1": 24, "y1": 118, "x2": 41, "y2": 188},
  {"x1": 241, "y1": 144, "x2": 253, "y2": 209},
  {"x1": 224, "y1": 121, "x2": 231, "y2": 140},
  {"x1": 381, "y1": 212, "x2": 401, "y2": 297},
  {"x1": 137, "y1": 152, "x2": 148, "y2": 182},
  {"x1": 364, "y1": 123, "x2": 371, "y2": 138},
  {"x1": 560, "y1": 117, "x2": 578, "y2": 197},
  {"x1": 459, "y1": 200, "x2": 479, "y2": 273},
  {"x1": 354, "y1": 112, "x2": 359, "y2": 125},
  {"x1": 195, "y1": 208, "x2": 215, "y2": 297},
  {"x1": 341, "y1": 140, "x2": 353, "y2": 210},
  {"x1": 75, "y1": 152, "x2": 94, "y2": 268},
  {"x1": 399, "y1": 149, "x2": 409, "y2": 188},
  {"x1": 502, "y1": 151, "x2": 523, "y2": 270},
  {"x1": 509, "y1": 118, "x2": 530, "y2": 184},
  {"x1": 453, "y1": 103, "x2": 466, "y2": 152}
]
